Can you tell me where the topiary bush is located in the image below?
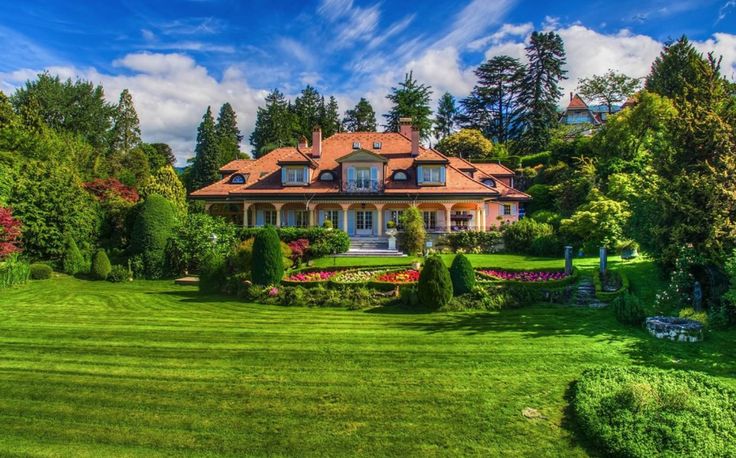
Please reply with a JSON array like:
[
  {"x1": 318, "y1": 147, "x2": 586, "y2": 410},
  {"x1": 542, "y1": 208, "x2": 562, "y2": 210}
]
[
  {"x1": 130, "y1": 194, "x2": 179, "y2": 279},
  {"x1": 417, "y1": 255, "x2": 453, "y2": 309},
  {"x1": 573, "y1": 366, "x2": 736, "y2": 458},
  {"x1": 612, "y1": 292, "x2": 645, "y2": 326},
  {"x1": 62, "y1": 237, "x2": 87, "y2": 275},
  {"x1": 450, "y1": 254, "x2": 475, "y2": 296},
  {"x1": 91, "y1": 249, "x2": 112, "y2": 280},
  {"x1": 107, "y1": 264, "x2": 131, "y2": 282},
  {"x1": 252, "y1": 226, "x2": 284, "y2": 285},
  {"x1": 29, "y1": 263, "x2": 52, "y2": 280},
  {"x1": 230, "y1": 238, "x2": 291, "y2": 278}
]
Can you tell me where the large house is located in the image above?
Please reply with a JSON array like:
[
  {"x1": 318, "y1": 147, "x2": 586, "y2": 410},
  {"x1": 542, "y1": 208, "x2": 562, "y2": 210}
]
[{"x1": 190, "y1": 119, "x2": 529, "y2": 240}]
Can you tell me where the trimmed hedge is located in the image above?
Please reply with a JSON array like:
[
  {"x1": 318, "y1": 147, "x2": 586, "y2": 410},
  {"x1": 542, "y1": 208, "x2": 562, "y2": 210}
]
[
  {"x1": 130, "y1": 194, "x2": 179, "y2": 279},
  {"x1": 236, "y1": 226, "x2": 350, "y2": 256},
  {"x1": 91, "y1": 249, "x2": 112, "y2": 280},
  {"x1": 417, "y1": 255, "x2": 453, "y2": 309},
  {"x1": 573, "y1": 367, "x2": 736, "y2": 458},
  {"x1": 612, "y1": 292, "x2": 646, "y2": 326},
  {"x1": 519, "y1": 151, "x2": 552, "y2": 167},
  {"x1": 450, "y1": 254, "x2": 475, "y2": 296},
  {"x1": 29, "y1": 263, "x2": 53, "y2": 280},
  {"x1": 62, "y1": 237, "x2": 87, "y2": 275},
  {"x1": 593, "y1": 269, "x2": 629, "y2": 301},
  {"x1": 252, "y1": 226, "x2": 284, "y2": 285},
  {"x1": 443, "y1": 230, "x2": 503, "y2": 253}
]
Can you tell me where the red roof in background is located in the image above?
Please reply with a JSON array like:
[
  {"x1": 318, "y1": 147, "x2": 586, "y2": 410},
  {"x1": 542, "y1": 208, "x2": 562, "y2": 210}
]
[
  {"x1": 191, "y1": 131, "x2": 528, "y2": 200},
  {"x1": 567, "y1": 94, "x2": 589, "y2": 110}
]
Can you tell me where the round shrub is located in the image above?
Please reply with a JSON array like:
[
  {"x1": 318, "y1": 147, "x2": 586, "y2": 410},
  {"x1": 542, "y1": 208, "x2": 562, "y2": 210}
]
[
  {"x1": 107, "y1": 264, "x2": 131, "y2": 282},
  {"x1": 252, "y1": 226, "x2": 284, "y2": 285},
  {"x1": 417, "y1": 255, "x2": 453, "y2": 309},
  {"x1": 573, "y1": 367, "x2": 736, "y2": 458},
  {"x1": 230, "y1": 238, "x2": 291, "y2": 278},
  {"x1": 502, "y1": 218, "x2": 554, "y2": 254},
  {"x1": 450, "y1": 253, "x2": 475, "y2": 296},
  {"x1": 322, "y1": 219, "x2": 333, "y2": 229},
  {"x1": 62, "y1": 237, "x2": 87, "y2": 275},
  {"x1": 612, "y1": 292, "x2": 646, "y2": 326},
  {"x1": 91, "y1": 249, "x2": 112, "y2": 280},
  {"x1": 308, "y1": 230, "x2": 350, "y2": 257},
  {"x1": 29, "y1": 263, "x2": 52, "y2": 280},
  {"x1": 130, "y1": 194, "x2": 179, "y2": 279}
]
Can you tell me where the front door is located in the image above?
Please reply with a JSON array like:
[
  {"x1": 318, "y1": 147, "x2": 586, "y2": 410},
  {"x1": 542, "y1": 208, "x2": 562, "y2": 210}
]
[{"x1": 356, "y1": 210, "x2": 373, "y2": 236}]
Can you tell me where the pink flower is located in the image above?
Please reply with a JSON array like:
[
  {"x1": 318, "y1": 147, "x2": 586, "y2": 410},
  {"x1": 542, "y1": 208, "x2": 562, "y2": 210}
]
[
  {"x1": 268, "y1": 287, "x2": 279, "y2": 297},
  {"x1": 477, "y1": 269, "x2": 567, "y2": 282}
]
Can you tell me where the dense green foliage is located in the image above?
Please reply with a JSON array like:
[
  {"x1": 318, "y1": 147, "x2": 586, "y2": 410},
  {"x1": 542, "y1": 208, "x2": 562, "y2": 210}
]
[
  {"x1": 91, "y1": 249, "x2": 112, "y2": 280},
  {"x1": 443, "y1": 230, "x2": 503, "y2": 253},
  {"x1": 130, "y1": 194, "x2": 179, "y2": 279},
  {"x1": 215, "y1": 102, "x2": 243, "y2": 165},
  {"x1": 29, "y1": 263, "x2": 53, "y2": 280},
  {"x1": 62, "y1": 237, "x2": 87, "y2": 275},
  {"x1": 166, "y1": 213, "x2": 237, "y2": 275},
  {"x1": 383, "y1": 72, "x2": 433, "y2": 140},
  {"x1": 577, "y1": 69, "x2": 641, "y2": 113},
  {"x1": 433, "y1": 92, "x2": 457, "y2": 140},
  {"x1": 251, "y1": 226, "x2": 284, "y2": 285},
  {"x1": 435, "y1": 129, "x2": 493, "y2": 159},
  {"x1": 107, "y1": 264, "x2": 131, "y2": 283},
  {"x1": 417, "y1": 255, "x2": 453, "y2": 309},
  {"x1": 342, "y1": 98, "x2": 377, "y2": 132},
  {"x1": 199, "y1": 253, "x2": 229, "y2": 294},
  {"x1": 237, "y1": 226, "x2": 349, "y2": 256},
  {"x1": 398, "y1": 207, "x2": 426, "y2": 256},
  {"x1": 574, "y1": 367, "x2": 736, "y2": 457},
  {"x1": 139, "y1": 165, "x2": 187, "y2": 216},
  {"x1": 188, "y1": 107, "x2": 220, "y2": 191},
  {"x1": 449, "y1": 254, "x2": 475, "y2": 296},
  {"x1": 0, "y1": 254, "x2": 30, "y2": 288},
  {"x1": 612, "y1": 292, "x2": 645, "y2": 325},
  {"x1": 503, "y1": 218, "x2": 554, "y2": 254}
]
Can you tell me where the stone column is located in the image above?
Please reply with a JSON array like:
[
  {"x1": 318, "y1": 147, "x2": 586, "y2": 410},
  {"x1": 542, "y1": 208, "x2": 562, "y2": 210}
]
[
  {"x1": 375, "y1": 203, "x2": 384, "y2": 236},
  {"x1": 273, "y1": 203, "x2": 284, "y2": 227},
  {"x1": 204, "y1": 202, "x2": 213, "y2": 214},
  {"x1": 599, "y1": 247, "x2": 607, "y2": 274},
  {"x1": 443, "y1": 203, "x2": 453, "y2": 233},
  {"x1": 478, "y1": 204, "x2": 486, "y2": 231},
  {"x1": 565, "y1": 246, "x2": 573, "y2": 275},
  {"x1": 308, "y1": 203, "x2": 317, "y2": 227},
  {"x1": 340, "y1": 203, "x2": 350, "y2": 232}
]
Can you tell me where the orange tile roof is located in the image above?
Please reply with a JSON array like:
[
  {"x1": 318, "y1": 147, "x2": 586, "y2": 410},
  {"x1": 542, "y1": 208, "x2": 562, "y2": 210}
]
[
  {"x1": 567, "y1": 94, "x2": 590, "y2": 110},
  {"x1": 191, "y1": 131, "x2": 528, "y2": 200}
]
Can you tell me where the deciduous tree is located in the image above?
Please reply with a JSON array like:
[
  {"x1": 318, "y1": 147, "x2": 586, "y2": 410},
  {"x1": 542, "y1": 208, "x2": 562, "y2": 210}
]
[{"x1": 578, "y1": 70, "x2": 641, "y2": 113}]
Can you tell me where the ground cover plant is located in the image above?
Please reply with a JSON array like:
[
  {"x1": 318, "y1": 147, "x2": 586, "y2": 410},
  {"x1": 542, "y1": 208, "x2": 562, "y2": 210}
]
[
  {"x1": 573, "y1": 367, "x2": 736, "y2": 457},
  {"x1": 0, "y1": 260, "x2": 734, "y2": 456}
]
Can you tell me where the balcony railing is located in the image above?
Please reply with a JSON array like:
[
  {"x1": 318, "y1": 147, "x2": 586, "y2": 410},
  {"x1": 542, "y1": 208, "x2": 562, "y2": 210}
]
[{"x1": 344, "y1": 179, "x2": 383, "y2": 193}]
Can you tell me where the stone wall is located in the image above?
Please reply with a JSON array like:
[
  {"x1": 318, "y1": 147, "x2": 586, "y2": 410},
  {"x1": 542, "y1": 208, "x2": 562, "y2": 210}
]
[{"x1": 645, "y1": 316, "x2": 704, "y2": 342}]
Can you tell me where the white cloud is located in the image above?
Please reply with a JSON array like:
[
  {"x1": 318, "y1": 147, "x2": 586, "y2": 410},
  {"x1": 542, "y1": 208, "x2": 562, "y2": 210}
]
[
  {"x1": 435, "y1": 0, "x2": 517, "y2": 49},
  {"x1": 1, "y1": 52, "x2": 265, "y2": 166},
  {"x1": 468, "y1": 22, "x2": 533, "y2": 51}
]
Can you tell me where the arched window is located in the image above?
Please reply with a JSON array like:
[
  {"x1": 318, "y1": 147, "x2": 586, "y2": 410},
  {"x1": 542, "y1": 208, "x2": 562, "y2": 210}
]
[
  {"x1": 319, "y1": 171, "x2": 335, "y2": 181},
  {"x1": 392, "y1": 170, "x2": 408, "y2": 181},
  {"x1": 482, "y1": 178, "x2": 496, "y2": 187},
  {"x1": 230, "y1": 174, "x2": 246, "y2": 184}
]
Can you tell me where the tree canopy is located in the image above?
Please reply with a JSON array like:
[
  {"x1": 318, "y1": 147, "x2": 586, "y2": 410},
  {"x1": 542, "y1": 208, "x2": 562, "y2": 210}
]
[{"x1": 383, "y1": 72, "x2": 433, "y2": 140}]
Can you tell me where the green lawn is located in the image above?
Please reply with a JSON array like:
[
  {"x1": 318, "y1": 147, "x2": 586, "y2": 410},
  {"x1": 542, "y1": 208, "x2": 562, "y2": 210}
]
[{"x1": 0, "y1": 255, "x2": 734, "y2": 456}]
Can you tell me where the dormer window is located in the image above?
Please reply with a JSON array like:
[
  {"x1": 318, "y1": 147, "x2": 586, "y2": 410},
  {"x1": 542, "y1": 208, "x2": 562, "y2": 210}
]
[
  {"x1": 392, "y1": 170, "x2": 408, "y2": 181},
  {"x1": 229, "y1": 174, "x2": 246, "y2": 184},
  {"x1": 418, "y1": 165, "x2": 445, "y2": 184},
  {"x1": 482, "y1": 178, "x2": 496, "y2": 187},
  {"x1": 282, "y1": 166, "x2": 308, "y2": 185},
  {"x1": 373, "y1": 142, "x2": 382, "y2": 149},
  {"x1": 352, "y1": 142, "x2": 360, "y2": 149},
  {"x1": 319, "y1": 171, "x2": 335, "y2": 181}
]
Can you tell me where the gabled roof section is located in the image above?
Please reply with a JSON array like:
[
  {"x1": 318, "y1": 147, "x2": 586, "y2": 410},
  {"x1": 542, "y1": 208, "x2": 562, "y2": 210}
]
[
  {"x1": 472, "y1": 162, "x2": 515, "y2": 177},
  {"x1": 335, "y1": 148, "x2": 388, "y2": 163},
  {"x1": 567, "y1": 93, "x2": 590, "y2": 110}
]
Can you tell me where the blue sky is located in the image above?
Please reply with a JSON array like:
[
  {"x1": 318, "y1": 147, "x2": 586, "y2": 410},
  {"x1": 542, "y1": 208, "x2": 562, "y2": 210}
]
[{"x1": 1, "y1": 0, "x2": 735, "y2": 163}]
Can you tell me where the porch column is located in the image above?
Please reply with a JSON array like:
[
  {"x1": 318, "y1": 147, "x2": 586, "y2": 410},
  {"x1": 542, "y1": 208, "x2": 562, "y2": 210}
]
[
  {"x1": 308, "y1": 203, "x2": 317, "y2": 227},
  {"x1": 204, "y1": 202, "x2": 213, "y2": 214},
  {"x1": 443, "y1": 203, "x2": 453, "y2": 233},
  {"x1": 242, "y1": 202, "x2": 251, "y2": 227},
  {"x1": 375, "y1": 203, "x2": 385, "y2": 236},
  {"x1": 478, "y1": 204, "x2": 486, "y2": 231},
  {"x1": 340, "y1": 203, "x2": 350, "y2": 232},
  {"x1": 273, "y1": 203, "x2": 284, "y2": 227}
]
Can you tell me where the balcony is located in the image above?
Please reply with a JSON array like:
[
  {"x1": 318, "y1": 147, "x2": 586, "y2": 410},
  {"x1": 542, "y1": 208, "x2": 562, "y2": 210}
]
[{"x1": 344, "y1": 179, "x2": 383, "y2": 193}]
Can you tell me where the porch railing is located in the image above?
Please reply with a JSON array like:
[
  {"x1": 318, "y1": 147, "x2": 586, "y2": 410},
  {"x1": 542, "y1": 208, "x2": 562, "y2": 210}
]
[{"x1": 344, "y1": 179, "x2": 383, "y2": 193}]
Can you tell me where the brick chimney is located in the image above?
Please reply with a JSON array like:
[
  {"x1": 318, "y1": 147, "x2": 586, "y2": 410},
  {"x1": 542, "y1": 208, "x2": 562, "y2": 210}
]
[
  {"x1": 312, "y1": 126, "x2": 322, "y2": 158},
  {"x1": 298, "y1": 135, "x2": 308, "y2": 150},
  {"x1": 399, "y1": 117, "x2": 412, "y2": 138},
  {"x1": 411, "y1": 126, "x2": 420, "y2": 157}
]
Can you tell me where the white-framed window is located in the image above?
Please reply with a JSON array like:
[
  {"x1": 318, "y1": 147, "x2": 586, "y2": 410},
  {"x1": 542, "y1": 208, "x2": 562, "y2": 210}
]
[
  {"x1": 502, "y1": 204, "x2": 512, "y2": 216},
  {"x1": 285, "y1": 167, "x2": 306, "y2": 184},
  {"x1": 423, "y1": 211, "x2": 437, "y2": 230},
  {"x1": 264, "y1": 210, "x2": 277, "y2": 226},
  {"x1": 323, "y1": 210, "x2": 339, "y2": 228},
  {"x1": 393, "y1": 171, "x2": 408, "y2": 181},
  {"x1": 355, "y1": 167, "x2": 371, "y2": 189},
  {"x1": 295, "y1": 210, "x2": 310, "y2": 227},
  {"x1": 230, "y1": 174, "x2": 246, "y2": 184},
  {"x1": 388, "y1": 209, "x2": 404, "y2": 229},
  {"x1": 319, "y1": 171, "x2": 334, "y2": 181},
  {"x1": 422, "y1": 166, "x2": 443, "y2": 183}
]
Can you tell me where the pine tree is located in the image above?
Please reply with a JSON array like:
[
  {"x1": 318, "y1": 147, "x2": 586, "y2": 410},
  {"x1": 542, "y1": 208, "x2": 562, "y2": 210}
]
[
  {"x1": 249, "y1": 89, "x2": 296, "y2": 157},
  {"x1": 646, "y1": 36, "x2": 712, "y2": 103},
  {"x1": 459, "y1": 55, "x2": 526, "y2": 143},
  {"x1": 518, "y1": 31, "x2": 567, "y2": 152},
  {"x1": 417, "y1": 255, "x2": 453, "y2": 309},
  {"x1": 293, "y1": 86, "x2": 323, "y2": 139},
  {"x1": 433, "y1": 92, "x2": 457, "y2": 140},
  {"x1": 384, "y1": 71, "x2": 433, "y2": 140},
  {"x1": 320, "y1": 96, "x2": 341, "y2": 137},
  {"x1": 343, "y1": 98, "x2": 377, "y2": 132},
  {"x1": 189, "y1": 107, "x2": 220, "y2": 191},
  {"x1": 110, "y1": 89, "x2": 141, "y2": 155},
  {"x1": 215, "y1": 103, "x2": 242, "y2": 165}
]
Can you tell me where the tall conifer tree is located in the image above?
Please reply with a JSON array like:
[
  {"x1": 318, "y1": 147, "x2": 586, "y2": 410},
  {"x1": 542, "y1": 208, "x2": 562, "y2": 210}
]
[
  {"x1": 215, "y1": 103, "x2": 242, "y2": 165},
  {"x1": 189, "y1": 107, "x2": 219, "y2": 191},
  {"x1": 433, "y1": 92, "x2": 457, "y2": 140},
  {"x1": 384, "y1": 71, "x2": 433, "y2": 140},
  {"x1": 249, "y1": 89, "x2": 296, "y2": 157},
  {"x1": 343, "y1": 98, "x2": 377, "y2": 132}
]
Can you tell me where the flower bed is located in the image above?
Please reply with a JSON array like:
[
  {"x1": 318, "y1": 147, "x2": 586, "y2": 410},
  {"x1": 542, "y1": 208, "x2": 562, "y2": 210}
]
[
  {"x1": 477, "y1": 269, "x2": 567, "y2": 282},
  {"x1": 375, "y1": 269, "x2": 420, "y2": 284},
  {"x1": 331, "y1": 269, "x2": 388, "y2": 285},
  {"x1": 285, "y1": 270, "x2": 338, "y2": 282}
]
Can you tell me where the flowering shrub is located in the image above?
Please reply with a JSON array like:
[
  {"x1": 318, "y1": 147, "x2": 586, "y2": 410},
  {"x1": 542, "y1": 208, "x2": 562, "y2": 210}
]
[
  {"x1": 285, "y1": 270, "x2": 338, "y2": 282},
  {"x1": 268, "y1": 287, "x2": 279, "y2": 297},
  {"x1": 288, "y1": 238, "x2": 310, "y2": 265},
  {"x1": 376, "y1": 269, "x2": 420, "y2": 284},
  {"x1": 0, "y1": 206, "x2": 22, "y2": 260},
  {"x1": 477, "y1": 269, "x2": 567, "y2": 282},
  {"x1": 83, "y1": 178, "x2": 139, "y2": 202}
]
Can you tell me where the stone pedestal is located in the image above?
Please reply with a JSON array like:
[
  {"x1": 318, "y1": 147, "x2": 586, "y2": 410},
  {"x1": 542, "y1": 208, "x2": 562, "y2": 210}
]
[
  {"x1": 564, "y1": 246, "x2": 573, "y2": 275},
  {"x1": 599, "y1": 247, "x2": 607, "y2": 274},
  {"x1": 386, "y1": 228, "x2": 397, "y2": 251}
]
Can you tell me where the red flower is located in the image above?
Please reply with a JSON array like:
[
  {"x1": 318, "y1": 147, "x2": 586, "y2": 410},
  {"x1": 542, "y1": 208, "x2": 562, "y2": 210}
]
[
  {"x1": 83, "y1": 178, "x2": 139, "y2": 203},
  {"x1": 376, "y1": 269, "x2": 420, "y2": 283},
  {"x1": 0, "y1": 206, "x2": 22, "y2": 260}
]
